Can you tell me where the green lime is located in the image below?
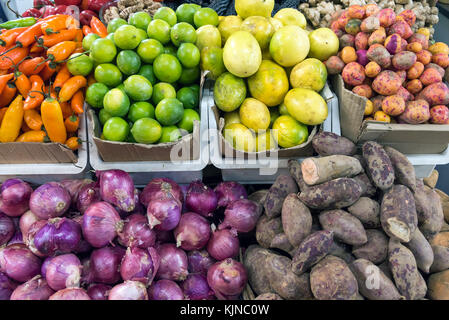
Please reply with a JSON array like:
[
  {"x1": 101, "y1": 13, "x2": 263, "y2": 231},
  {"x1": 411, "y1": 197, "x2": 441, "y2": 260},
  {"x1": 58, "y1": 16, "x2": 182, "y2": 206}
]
[
  {"x1": 82, "y1": 33, "x2": 100, "y2": 51},
  {"x1": 131, "y1": 118, "x2": 162, "y2": 144},
  {"x1": 159, "y1": 126, "x2": 182, "y2": 143},
  {"x1": 170, "y1": 22, "x2": 197, "y2": 47},
  {"x1": 178, "y1": 66, "x2": 200, "y2": 85},
  {"x1": 103, "y1": 117, "x2": 130, "y2": 142},
  {"x1": 114, "y1": 25, "x2": 141, "y2": 50},
  {"x1": 153, "y1": 7, "x2": 177, "y2": 26},
  {"x1": 107, "y1": 18, "x2": 128, "y2": 33},
  {"x1": 177, "y1": 87, "x2": 198, "y2": 109},
  {"x1": 279, "y1": 103, "x2": 289, "y2": 115},
  {"x1": 138, "y1": 65, "x2": 157, "y2": 85},
  {"x1": 124, "y1": 75, "x2": 153, "y2": 101},
  {"x1": 99, "y1": 108, "x2": 112, "y2": 125},
  {"x1": 127, "y1": 131, "x2": 137, "y2": 142},
  {"x1": 136, "y1": 28, "x2": 148, "y2": 42},
  {"x1": 189, "y1": 84, "x2": 200, "y2": 97},
  {"x1": 117, "y1": 50, "x2": 141, "y2": 75},
  {"x1": 94, "y1": 63, "x2": 122, "y2": 87},
  {"x1": 176, "y1": 4, "x2": 199, "y2": 26},
  {"x1": 90, "y1": 38, "x2": 117, "y2": 63},
  {"x1": 193, "y1": 8, "x2": 219, "y2": 28},
  {"x1": 163, "y1": 44, "x2": 177, "y2": 56},
  {"x1": 106, "y1": 32, "x2": 115, "y2": 42},
  {"x1": 177, "y1": 109, "x2": 200, "y2": 133},
  {"x1": 155, "y1": 98, "x2": 184, "y2": 126},
  {"x1": 270, "y1": 107, "x2": 280, "y2": 127},
  {"x1": 103, "y1": 88, "x2": 130, "y2": 117},
  {"x1": 200, "y1": 46, "x2": 225, "y2": 79},
  {"x1": 128, "y1": 101, "x2": 155, "y2": 122},
  {"x1": 137, "y1": 39, "x2": 163, "y2": 64},
  {"x1": 66, "y1": 53, "x2": 93, "y2": 76},
  {"x1": 128, "y1": 11, "x2": 152, "y2": 30},
  {"x1": 147, "y1": 19, "x2": 171, "y2": 45},
  {"x1": 152, "y1": 82, "x2": 176, "y2": 105},
  {"x1": 115, "y1": 83, "x2": 126, "y2": 93},
  {"x1": 86, "y1": 82, "x2": 109, "y2": 108},
  {"x1": 153, "y1": 54, "x2": 182, "y2": 83},
  {"x1": 177, "y1": 43, "x2": 200, "y2": 68}
]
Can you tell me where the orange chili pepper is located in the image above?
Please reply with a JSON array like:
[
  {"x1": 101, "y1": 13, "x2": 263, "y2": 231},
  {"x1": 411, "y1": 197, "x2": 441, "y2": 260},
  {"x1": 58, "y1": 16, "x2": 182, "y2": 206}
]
[
  {"x1": 29, "y1": 41, "x2": 44, "y2": 54},
  {"x1": 16, "y1": 130, "x2": 47, "y2": 143},
  {"x1": 70, "y1": 90, "x2": 84, "y2": 114},
  {"x1": 24, "y1": 109, "x2": 43, "y2": 131},
  {"x1": 90, "y1": 17, "x2": 108, "y2": 38},
  {"x1": 0, "y1": 95, "x2": 24, "y2": 142},
  {"x1": 15, "y1": 73, "x2": 31, "y2": 98},
  {"x1": 15, "y1": 22, "x2": 44, "y2": 48},
  {"x1": 0, "y1": 73, "x2": 14, "y2": 95},
  {"x1": 0, "y1": 82, "x2": 17, "y2": 108},
  {"x1": 41, "y1": 15, "x2": 70, "y2": 35},
  {"x1": 39, "y1": 61, "x2": 57, "y2": 82},
  {"x1": 0, "y1": 107, "x2": 7, "y2": 124},
  {"x1": 18, "y1": 57, "x2": 46, "y2": 76},
  {"x1": 87, "y1": 73, "x2": 96, "y2": 86},
  {"x1": 74, "y1": 29, "x2": 84, "y2": 42},
  {"x1": 65, "y1": 114, "x2": 79, "y2": 133},
  {"x1": 21, "y1": 121, "x2": 31, "y2": 133},
  {"x1": 41, "y1": 97, "x2": 67, "y2": 143},
  {"x1": 0, "y1": 47, "x2": 29, "y2": 70},
  {"x1": 65, "y1": 136, "x2": 80, "y2": 150},
  {"x1": 53, "y1": 64, "x2": 70, "y2": 92},
  {"x1": 59, "y1": 76, "x2": 87, "y2": 102},
  {"x1": 47, "y1": 41, "x2": 77, "y2": 62},
  {"x1": 23, "y1": 75, "x2": 44, "y2": 110},
  {"x1": 82, "y1": 25, "x2": 92, "y2": 36},
  {"x1": 39, "y1": 28, "x2": 78, "y2": 47},
  {"x1": 60, "y1": 101, "x2": 73, "y2": 119},
  {"x1": 0, "y1": 27, "x2": 28, "y2": 47}
]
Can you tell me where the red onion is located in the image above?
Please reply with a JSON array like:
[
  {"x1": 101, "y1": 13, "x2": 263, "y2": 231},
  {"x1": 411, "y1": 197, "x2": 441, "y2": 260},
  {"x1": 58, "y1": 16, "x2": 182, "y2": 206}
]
[
  {"x1": 182, "y1": 274, "x2": 214, "y2": 300},
  {"x1": 155, "y1": 229, "x2": 175, "y2": 243},
  {"x1": 0, "y1": 272, "x2": 17, "y2": 300},
  {"x1": 91, "y1": 246, "x2": 125, "y2": 284},
  {"x1": 19, "y1": 210, "x2": 38, "y2": 238},
  {"x1": 87, "y1": 283, "x2": 111, "y2": 300},
  {"x1": 0, "y1": 213, "x2": 14, "y2": 246},
  {"x1": 49, "y1": 288, "x2": 91, "y2": 300},
  {"x1": 118, "y1": 190, "x2": 145, "y2": 218},
  {"x1": 0, "y1": 179, "x2": 32, "y2": 217},
  {"x1": 74, "y1": 240, "x2": 92, "y2": 254},
  {"x1": 219, "y1": 199, "x2": 261, "y2": 233},
  {"x1": 8, "y1": 230, "x2": 23, "y2": 245},
  {"x1": 29, "y1": 183, "x2": 71, "y2": 219},
  {"x1": 148, "y1": 280, "x2": 184, "y2": 300},
  {"x1": 185, "y1": 181, "x2": 218, "y2": 217},
  {"x1": 187, "y1": 250, "x2": 216, "y2": 275},
  {"x1": 80, "y1": 257, "x2": 94, "y2": 286},
  {"x1": 174, "y1": 212, "x2": 211, "y2": 251},
  {"x1": 108, "y1": 281, "x2": 148, "y2": 300},
  {"x1": 156, "y1": 243, "x2": 188, "y2": 281},
  {"x1": 140, "y1": 178, "x2": 183, "y2": 207},
  {"x1": 32, "y1": 218, "x2": 81, "y2": 256},
  {"x1": 41, "y1": 257, "x2": 52, "y2": 278},
  {"x1": 207, "y1": 228, "x2": 240, "y2": 260},
  {"x1": 207, "y1": 259, "x2": 247, "y2": 299},
  {"x1": 60, "y1": 179, "x2": 94, "y2": 207},
  {"x1": 120, "y1": 247, "x2": 160, "y2": 285},
  {"x1": 147, "y1": 195, "x2": 181, "y2": 231},
  {"x1": 0, "y1": 244, "x2": 41, "y2": 282},
  {"x1": 76, "y1": 182, "x2": 101, "y2": 214},
  {"x1": 214, "y1": 182, "x2": 247, "y2": 208},
  {"x1": 10, "y1": 275, "x2": 53, "y2": 300},
  {"x1": 25, "y1": 220, "x2": 48, "y2": 257},
  {"x1": 118, "y1": 214, "x2": 156, "y2": 248},
  {"x1": 97, "y1": 170, "x2": 136, "y2": 212},
  {"x1": 82, "y1": 202, "x2": 123, "y2": 248},
  {"x1": 45, "y1": 254, "x2": 81, "y2": 291}
]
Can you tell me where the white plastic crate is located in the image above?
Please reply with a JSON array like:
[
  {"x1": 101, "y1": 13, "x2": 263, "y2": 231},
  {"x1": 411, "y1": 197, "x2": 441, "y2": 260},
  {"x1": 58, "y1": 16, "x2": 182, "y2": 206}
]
[{"x1": 1, "y1": 0, "x2": 33, "y2": 21}]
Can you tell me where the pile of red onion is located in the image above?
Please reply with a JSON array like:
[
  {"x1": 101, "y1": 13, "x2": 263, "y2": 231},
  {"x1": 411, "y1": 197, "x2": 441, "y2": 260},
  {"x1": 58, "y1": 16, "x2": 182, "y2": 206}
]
[{"x1": 0, "y1": 173, "x2": 252, "y2": 300}]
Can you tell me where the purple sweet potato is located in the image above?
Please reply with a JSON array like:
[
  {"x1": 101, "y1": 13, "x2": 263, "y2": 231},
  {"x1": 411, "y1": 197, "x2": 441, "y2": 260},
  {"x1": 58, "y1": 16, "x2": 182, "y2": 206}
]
[
  {"x1": 291, "y1": 230, "x2": 334, "y2": 276},
  {"x1": 287, "y1": 160, "x2": 309, "y2": 192},
  {"x1": 384, "y1": 33, "x2": 403, "y2": 54},
  {"x1": 352, "y1": 229, "x2": 388, "y2": 264},
  {"x1": 248, "y1": 190, "x2": 268, "y2": 207},
  {"x1": 381, "y1": 184, "x2": 418, "y2": 243},
  {"x1": 353, "y1": 173, "x2": 377, "y2": 197},
  {"x1": 427, "y1": 270, "x2": 449, "y2": 300},
  {"x1": 384, "y1": 146, "x2": 416, "y2": 191},
  {"x1": 255, "y1": 293, "x2": 283, "y2": 300},
  {"x1": 264, "y1": 175, "x2": 298, "y2": 219},
  {"x1": 329, "y1": 241, "x2": 356, "y2": 264},
  {"x1": 392, "y1": 51, "x2": 417, "y2": 70},
  {"x1": 311, "y1": 131, "x2": 357, "y2": 157},
  {"x1": 388, "y1": 239, "x2": 427, "y2": 300},
  {"x1": 351, "y1": 259, "x2": 402, "y2": 300},
  {"x1": 310, "y1": 255, "x2": 359, "y2": 300},
  {"x1": 404, "y1": 228, "x2": 434, "y2": 273},
  {"x1": 416, "y1": 82, "x2": 449, "y2": 106},
  {"x1": 319, "y1": 209, "x2": 367, "y2": 246},
  {"x1": 270, "y1": 233, "x2": 295, "y2": 254},
  {"x1": 281, "y1": 194, "x2": 312, "y2": 247},
  {"x1": 377, "y1": 260, "x2": 394, "y2": 281},
  {"x1": 430, "y1": 245, "x2": 449, "y2": 273},
  {"x1": 255, "y1": 215, "x2": 282, "y2": 248},
  {"x1": 243, "y1": 245, "x2": 274, "y2": 295},
  {"x1": 348, "y1": 197, "x2": 381, "y2": 228},
  {"x1": 414, "y1": 184, "x2": 444, "y2": 239},
  {"x1": 362, "y1": 141, "x2": 395, "y2": 191}
]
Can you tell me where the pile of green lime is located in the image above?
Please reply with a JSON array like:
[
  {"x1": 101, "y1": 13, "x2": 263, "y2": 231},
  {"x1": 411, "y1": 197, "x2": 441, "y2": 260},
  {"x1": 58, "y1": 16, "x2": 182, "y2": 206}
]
[{"x1": 85, "y1": 5, "x2": 211, "y2": 144}]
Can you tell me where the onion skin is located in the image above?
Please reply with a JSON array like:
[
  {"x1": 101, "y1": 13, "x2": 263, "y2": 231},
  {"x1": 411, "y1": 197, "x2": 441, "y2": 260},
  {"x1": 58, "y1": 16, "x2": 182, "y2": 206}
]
[
  {"x1": 207, "y1": 228, "x2": 240, "y2": 260},
  {"x1": 174, "y1": 212, "x2": 211, "y2": 251},
  {"x1": 60, "y1": 179, "x2": 94, "y2": 207},
  {"x1": 185, "y1": 181, "x2": 218, "y2": 217},
  {"x1": 24, "y1": 220, "x2": 48, "y2": 257},
  {"x1": 0, "y1": 179, "x2": 32, "y2": 217},
  {"x1": 182, "y1": 274, "x2": 215, "y2": 300},
  {"x1": 87, "y1": 283, "x2": 111, "y2": 300},
  {"x1": 214, "y1": 182, "x2": 247, "y2": 208},
  {"x1": 118, "y1": 214, "x2": 156, "y2": 249},
  {"x1": 82, "y1": 201, "x2": 123, "y2": 248},
  {"x1": 45, "y1": 254, "x2": 81, "y2": 291},
  {"x1": 0, "y1": 213, "x2": 14, "y2": 246},
  {"x1": 219, "y1": 199, "x2": 262, "y2": 233},
  {"x1": 0, "y1": 272, "x2": 17, "y2": 300},
  {"x1": 0, "y1": 243, "x2": 41, "y2": 282},
  {"x1": 29, "y1": 183, "x2": 71, "y2": 220},
  {"x1": 76, "y1": 182, "x2": 101, "y2": 214},
  {"x1": 49, "y1": 288, "x2": 91, "y2": 300},
  {"x1": 187, "y1": 250, "x2": 216, "y2": 275},
  {"x1": 147, "y1": 196, "x2": 182, "y2": 231},
  {"x1": 120, "y1": 247, "x2": 160, "y2": 285},
  {"x1": 140, "y1": 178, "x2": 183, "y2": 207},
  {"x1": 41, "y1": 257, "x2": 52, "y2": 278},
  {"x1": 80, "y1": 257, "x2": 95, "y2": 286},
  {"x1": 10, "y1": 275, "x2": 53, "y2": 300},
  {"x1": 148, "y1": 280, "x2": 184, "y2": 300},
  {"x1": 8, "y1": 230, "x2": 23, "y2": 245},
  {"x1": 156, "y1": 243, "x2": 188, "y2": 281},
  {"x1": 91, "y1": 246, "x2": 125, "y2": 284},
  {"x1": 97, "y1": 170, "x2": 136, "y2": 212},
  {"x1": 19, "y1": 210, "x2": 39, "y2": 238},
  {"x1": 155, "y1": 229, "x2": 175, "y2": 243},
  {"x1": 108, "y1": 280, "x2": 148, "y2": 300},
  {"x1": 207, "y1": 259, "x2": 247, "y2": 299}
]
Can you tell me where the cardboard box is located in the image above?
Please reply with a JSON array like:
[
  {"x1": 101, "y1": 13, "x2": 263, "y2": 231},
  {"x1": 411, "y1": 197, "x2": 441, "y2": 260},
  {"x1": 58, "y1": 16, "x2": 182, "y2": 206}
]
[{"x1": 332, "y1": 75, "x2": 449, "y2": 154}]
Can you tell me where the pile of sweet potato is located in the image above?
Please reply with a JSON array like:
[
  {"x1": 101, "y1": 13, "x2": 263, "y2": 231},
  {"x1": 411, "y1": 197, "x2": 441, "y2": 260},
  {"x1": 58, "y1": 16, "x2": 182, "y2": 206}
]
[
  {"x1": 244, "y1": 131, "x2": 449, "y2": 300},
  {"x1": 325, "y1": 4, "x2": 449, "y2": 124}
]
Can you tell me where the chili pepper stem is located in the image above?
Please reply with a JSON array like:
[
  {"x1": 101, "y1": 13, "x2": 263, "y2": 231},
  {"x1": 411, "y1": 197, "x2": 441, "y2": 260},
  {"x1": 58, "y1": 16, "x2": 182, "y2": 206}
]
[
  {"x1": 6, "y1": 0, "x2": 21, "y2": 19},
  {"x1": 0, "y1": 43, "x2": 23, "y2": 57}
]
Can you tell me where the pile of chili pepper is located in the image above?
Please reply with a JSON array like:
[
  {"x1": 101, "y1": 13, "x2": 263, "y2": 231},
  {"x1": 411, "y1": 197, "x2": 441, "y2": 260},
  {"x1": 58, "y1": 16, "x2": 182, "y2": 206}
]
[{"x1": 0, "y1": 14, "x2": 107, "y2": 151}]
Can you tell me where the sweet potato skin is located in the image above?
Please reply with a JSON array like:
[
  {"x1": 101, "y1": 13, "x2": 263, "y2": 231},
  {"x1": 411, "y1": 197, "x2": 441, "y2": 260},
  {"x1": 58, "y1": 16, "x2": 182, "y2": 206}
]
[
  {"x1": 372, "y1": 70, "x2": 402, "y2": 95},
  {"x1": 384, "y1": 146, "x2": 416, "y2": 191},
  {"x1": 248, "y1": 190, "x2": 268, "y2": 206},
  {"x1": 243, "y1": 245, "x2": 274, "y2": 295},
  {"x1": 255, "y1": 215, "x2": 283, "y2": 248},
  {"x1": 254, "y1": 293, "x2": 283, "y2": 300},
  {"x1": 287, "y1": 160, "x2": 309, "y2": 192},
  {"x1": 414, "y1": 184, "x2": 444, "y2": 239},
  {"x1": 430, "y1": 231, "x2": 449, "y2": 247},
  {"x1": 319, "y1": 209, "x2": 367, "y2": 246},
  {"x1": 348, "y1": 197, "x2": 381, "y2": 228},
  {"x1": 311, "y1": 131, "x2": 357, "y2": 157},
  {"x1": 404, "y1": 228, "x2": 434, "y2": 273},
  {"x1": 430, "y1": 245, "x2": 449, "y2": 273},
  {"x1": 353, "y1": 172, "x2": 377, "y2": 197},
  {"x1": 362, "y1": 141, "x2": 395, "y2": 191},
  {"x1": 264, "y1": 175, "x2": 298, "y2": 219},
  {"x1": 416, "y1": 82, "x2": 449, "y2": 106},
  {"x1": 427, "y1": 269, "x2": 449, "y2": 300},
  {"x1": 352, "y1": 229, "x2": 388, "y2": 264},
  {"x1": 270, "y1": 233, "x2": 295, "y2": 254},
  {"x1": 281, "y1": 194, "x2": 312, "y2": 247}
]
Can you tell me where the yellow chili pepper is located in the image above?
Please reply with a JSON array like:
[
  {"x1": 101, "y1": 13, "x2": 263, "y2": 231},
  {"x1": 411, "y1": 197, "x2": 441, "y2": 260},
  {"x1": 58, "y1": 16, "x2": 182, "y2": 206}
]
[
  {"x1": 41, "y1": 97, "x2": 67, "y2": 144},
  {"x1": 0, "y1": 95, "x2": 23, "y2": 142}
]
